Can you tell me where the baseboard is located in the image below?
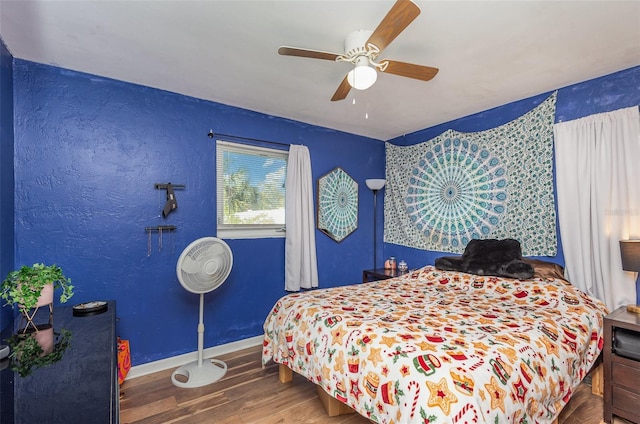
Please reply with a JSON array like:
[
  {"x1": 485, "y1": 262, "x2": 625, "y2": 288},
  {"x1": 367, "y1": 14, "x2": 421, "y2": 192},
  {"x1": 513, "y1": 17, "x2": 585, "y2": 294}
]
[{"x1": 125, "y1": 335, "x2": 264, "y2": 380}]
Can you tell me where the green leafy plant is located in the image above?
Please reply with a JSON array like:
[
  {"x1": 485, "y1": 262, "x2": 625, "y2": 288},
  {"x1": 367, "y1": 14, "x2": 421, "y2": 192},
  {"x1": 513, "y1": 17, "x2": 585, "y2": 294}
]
[
  {"x1": 6, "y1": 328, "x2": 72, "y2": 377},
  {"x1": 0, "y1": 263, "x2": 74, "y2": 311}
]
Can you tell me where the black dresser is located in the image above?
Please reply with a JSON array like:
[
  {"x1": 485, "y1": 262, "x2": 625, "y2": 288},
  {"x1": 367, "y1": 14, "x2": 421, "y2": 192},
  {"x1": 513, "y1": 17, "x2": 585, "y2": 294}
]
[{"x1": 0, "y1": 300, "x2": 119, "y2": 423}]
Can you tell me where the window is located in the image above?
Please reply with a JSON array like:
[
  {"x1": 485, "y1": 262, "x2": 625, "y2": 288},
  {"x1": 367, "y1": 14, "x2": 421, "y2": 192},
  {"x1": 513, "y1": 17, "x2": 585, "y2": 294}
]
[{"x1": 216, "y1": 140, "x2": 288, "y2": 238}]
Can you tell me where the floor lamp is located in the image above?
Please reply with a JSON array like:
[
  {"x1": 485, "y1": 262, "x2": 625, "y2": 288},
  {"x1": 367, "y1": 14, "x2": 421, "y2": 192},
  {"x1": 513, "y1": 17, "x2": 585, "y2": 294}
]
[
  {"x1": 366, "y1": 179, "x2": 386, "y2": 269},
  {"x1": 620, "y1": 239, "x2": 640, "y2": 314}
]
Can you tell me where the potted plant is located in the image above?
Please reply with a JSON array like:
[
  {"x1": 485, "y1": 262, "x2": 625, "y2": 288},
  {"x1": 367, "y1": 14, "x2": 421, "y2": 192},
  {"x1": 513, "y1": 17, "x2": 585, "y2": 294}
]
[{"x1": 0, "y1": 263, "x2": 74, "y2": 318}]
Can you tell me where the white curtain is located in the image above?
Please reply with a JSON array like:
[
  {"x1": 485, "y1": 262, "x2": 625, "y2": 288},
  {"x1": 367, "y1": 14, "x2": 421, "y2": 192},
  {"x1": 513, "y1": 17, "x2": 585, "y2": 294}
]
[
  {"x1": 285, "y1": 145, "x2": 318, "y2": 291},
  {"x1": 554, "y1": 106, "x2": 640, "y2": 311}
]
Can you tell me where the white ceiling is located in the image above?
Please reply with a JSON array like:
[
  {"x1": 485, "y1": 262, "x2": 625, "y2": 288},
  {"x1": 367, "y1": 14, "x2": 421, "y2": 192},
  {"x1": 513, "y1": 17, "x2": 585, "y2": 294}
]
[{"x1": 1, "y1": 0, "x2": 639, "y2": 140}]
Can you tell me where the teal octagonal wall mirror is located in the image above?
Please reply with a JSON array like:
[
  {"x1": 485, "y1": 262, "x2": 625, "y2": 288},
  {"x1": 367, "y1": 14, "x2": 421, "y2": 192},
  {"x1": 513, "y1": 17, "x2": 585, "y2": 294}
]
[{"x1": 317, "y1": 167, "x2": 358, "y2": 243}]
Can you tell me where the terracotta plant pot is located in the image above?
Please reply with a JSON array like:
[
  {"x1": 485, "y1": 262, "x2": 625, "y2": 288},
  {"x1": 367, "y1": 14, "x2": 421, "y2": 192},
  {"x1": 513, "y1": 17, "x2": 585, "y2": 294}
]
[
  {"x1": 16, "y1": 283, "x2": 54, "y2": 334},
  {"x1": 17, "y1": 282, "x2": 54, "y2": 310},
  {"x1": 35, "y1": 283, "x2": 54, "y2": 308}
]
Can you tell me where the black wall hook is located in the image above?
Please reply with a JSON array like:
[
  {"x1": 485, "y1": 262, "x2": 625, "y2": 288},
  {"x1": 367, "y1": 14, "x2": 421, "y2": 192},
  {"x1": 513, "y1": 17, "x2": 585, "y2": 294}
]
[{"x1": 155, "y1": 183, "x2": 185, "y2": 217}]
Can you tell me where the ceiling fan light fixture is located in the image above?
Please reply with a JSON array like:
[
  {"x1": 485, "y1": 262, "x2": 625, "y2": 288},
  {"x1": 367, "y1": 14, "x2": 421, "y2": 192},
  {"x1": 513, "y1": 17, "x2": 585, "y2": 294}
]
[{"x1": 347, "y1": 60, "x2": 377, "y2": 90}]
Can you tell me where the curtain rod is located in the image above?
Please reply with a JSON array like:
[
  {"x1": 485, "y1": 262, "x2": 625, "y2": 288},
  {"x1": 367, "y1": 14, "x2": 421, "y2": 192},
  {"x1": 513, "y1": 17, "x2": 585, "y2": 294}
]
[{"x1": 207, "y1": 130, "x2": 291, "y2": 148}]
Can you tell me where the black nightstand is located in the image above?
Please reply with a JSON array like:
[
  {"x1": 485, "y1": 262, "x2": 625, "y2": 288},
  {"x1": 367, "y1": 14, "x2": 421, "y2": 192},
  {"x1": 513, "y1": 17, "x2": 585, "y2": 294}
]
[
  {"x1": 362, "y1": 268, "x2": 407, "y2": 283},
  {"x1": 603, "y1": 305, "x2": 640, "y2": 424}
]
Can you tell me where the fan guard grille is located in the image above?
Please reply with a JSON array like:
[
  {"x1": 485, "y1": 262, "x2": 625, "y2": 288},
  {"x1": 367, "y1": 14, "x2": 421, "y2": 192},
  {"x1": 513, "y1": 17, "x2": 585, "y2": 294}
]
[{"x1": 176, "y1": 237, "x2": 233, "y2": 294}]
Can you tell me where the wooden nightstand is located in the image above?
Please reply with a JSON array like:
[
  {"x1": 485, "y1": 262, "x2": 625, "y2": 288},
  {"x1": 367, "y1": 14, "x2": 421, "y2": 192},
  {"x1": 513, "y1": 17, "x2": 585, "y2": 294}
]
[
  {"x1": 362, "y1": 268, "x2": 407, "y2": 283},
  {"x1": 603, "y1": 305, "x2": 640, "y2": 424}
]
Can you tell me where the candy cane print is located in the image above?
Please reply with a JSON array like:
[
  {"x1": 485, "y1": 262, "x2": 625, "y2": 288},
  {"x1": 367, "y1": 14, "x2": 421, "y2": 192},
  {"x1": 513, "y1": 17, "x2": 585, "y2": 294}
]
[
  {"x1": 468, "y1": 354, "x2": 485, "y2": 372},
  {"x1": 406, "y1": 380, "x2": 420, "y2": 419},
  {"x1": 346, "y1": 329, "x2": 362, "y2": 347},
  {"x1": 388, "y1": 344, "x2": 418, "y2": 358},
  {"x1": 519, "y1": 345, "x2": 533, "y2": 355},
  {"x1": 452, "y1": 403, "x2": 479, "y2": 424},
  {"x1": 320, "y1": 334, "x2": 329, "y2": 356}
]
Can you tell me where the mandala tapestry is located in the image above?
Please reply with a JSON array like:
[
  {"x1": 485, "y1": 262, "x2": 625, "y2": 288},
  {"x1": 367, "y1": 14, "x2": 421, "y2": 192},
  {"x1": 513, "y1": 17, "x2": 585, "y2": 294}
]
[{"x1": 385, "y1": 92, "x2": 557, "y2": 256}]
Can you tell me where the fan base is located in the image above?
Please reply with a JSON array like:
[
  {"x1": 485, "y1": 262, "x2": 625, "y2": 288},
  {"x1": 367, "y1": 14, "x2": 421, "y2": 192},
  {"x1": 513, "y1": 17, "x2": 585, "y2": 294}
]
[
  {"x1": 171, "y1": 358, "x2": 227, "y2": 388},
  {"x1": 345, "y1": 29, "x2": 373, "y2": 58}
]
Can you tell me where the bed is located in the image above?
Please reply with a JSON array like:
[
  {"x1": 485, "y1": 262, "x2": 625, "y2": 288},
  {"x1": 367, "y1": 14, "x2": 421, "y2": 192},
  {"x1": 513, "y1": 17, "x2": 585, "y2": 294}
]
[{"x1": 262, "y1": 262, "x2": 607, "y2": 424}]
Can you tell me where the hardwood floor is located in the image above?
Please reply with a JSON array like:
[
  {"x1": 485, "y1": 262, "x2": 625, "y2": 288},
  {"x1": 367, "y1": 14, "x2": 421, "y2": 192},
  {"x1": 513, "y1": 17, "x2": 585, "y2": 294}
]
[{"x1": 120, "y1": 345, "x2": 607, "y2": 424}]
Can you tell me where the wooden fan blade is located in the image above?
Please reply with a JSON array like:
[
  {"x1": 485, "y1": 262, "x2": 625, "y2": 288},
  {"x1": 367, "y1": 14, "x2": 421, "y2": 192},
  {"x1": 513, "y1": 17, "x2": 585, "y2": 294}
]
[
  {"x1": 380, "y1": 60, "x2": 439, "y2": 81},
  {"x1": 331, "y1": 75, "x2": 351, "y2": 101},
  {"x1": 367, "y1": 0, "x2": 420, "y2": 53},
  {"x1": 278, "y1": 46, "x2": 340, "y2": 61}
]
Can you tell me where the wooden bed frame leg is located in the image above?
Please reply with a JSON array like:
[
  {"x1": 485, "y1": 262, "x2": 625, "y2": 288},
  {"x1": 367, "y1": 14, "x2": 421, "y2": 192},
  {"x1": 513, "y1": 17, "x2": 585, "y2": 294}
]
[
  {"x1": 590, "y1": 362, "x2": 604, "y2": 396},
  {"x1": 549, "y1": 362, "x2": 603, "y2": 424},
  {"x1": 316, "y1": 386, "x2": 355, "y2": 417},
  {"x1": 278, "y1": 364, "x2": 354, "y2": 417},
  {"x1": 278, "y1": 363, "x2": 293, "y2": 383}
]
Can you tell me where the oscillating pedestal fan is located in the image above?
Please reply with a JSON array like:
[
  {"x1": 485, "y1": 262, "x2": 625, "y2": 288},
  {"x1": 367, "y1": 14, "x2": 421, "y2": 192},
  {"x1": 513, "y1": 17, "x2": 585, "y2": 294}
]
[{"x1": 171, "y1": 237, "x2": 233, "y2": 388}]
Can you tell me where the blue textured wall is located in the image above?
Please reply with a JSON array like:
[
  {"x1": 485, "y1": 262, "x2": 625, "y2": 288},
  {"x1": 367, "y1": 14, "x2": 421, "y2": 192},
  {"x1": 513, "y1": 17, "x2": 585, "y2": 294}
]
[
  {"x1": 12, "y1": 60, "x2": 385, "y2": 365},
  {"x1": 385, "y1": 66, "x2": 640, "y2": 272},
  {"x1": 0, "y1": 39, "x2": 15, "y2": 333},
  {"x1": 9, "y1": 56, "x2": 640, "y2": 367}
]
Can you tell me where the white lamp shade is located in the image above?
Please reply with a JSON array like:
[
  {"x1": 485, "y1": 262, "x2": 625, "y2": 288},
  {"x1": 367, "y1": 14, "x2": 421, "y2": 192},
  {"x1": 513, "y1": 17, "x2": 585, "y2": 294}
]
[
  {"x1": 347, "y1": 57, "x2": 377, "y2": 90},
  {"x1": 366, "y1": 179, "x2": 386, "y2": 191}
]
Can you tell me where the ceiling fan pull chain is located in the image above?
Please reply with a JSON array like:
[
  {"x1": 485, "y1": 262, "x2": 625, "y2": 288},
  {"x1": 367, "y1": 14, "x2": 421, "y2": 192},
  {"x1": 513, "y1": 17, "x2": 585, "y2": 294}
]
[{"x1": 365, "y1": 95, "x2": 369, "y2": 120}]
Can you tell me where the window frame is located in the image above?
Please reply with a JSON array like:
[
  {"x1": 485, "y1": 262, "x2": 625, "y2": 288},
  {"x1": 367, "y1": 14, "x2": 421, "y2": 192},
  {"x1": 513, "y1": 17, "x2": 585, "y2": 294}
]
[{"x1": 216, "y1": 140, "x2": 288, "y2": 239}]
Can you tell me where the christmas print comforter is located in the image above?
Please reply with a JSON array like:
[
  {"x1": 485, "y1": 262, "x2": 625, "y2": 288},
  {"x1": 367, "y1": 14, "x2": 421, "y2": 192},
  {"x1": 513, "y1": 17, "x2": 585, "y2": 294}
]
[{"x1": 262, "y1": 266, "x2": 607, "y2": 424}]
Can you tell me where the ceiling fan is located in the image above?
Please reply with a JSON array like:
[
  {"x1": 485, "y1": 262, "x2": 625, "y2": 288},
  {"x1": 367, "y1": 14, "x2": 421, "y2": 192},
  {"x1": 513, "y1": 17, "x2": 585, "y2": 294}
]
[{"x1": 278, "y1": 0, "x2": 439, "y2": 101}]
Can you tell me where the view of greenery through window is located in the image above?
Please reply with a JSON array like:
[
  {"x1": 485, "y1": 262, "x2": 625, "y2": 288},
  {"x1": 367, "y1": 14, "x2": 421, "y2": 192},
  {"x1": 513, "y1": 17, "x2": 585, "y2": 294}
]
[{"x1": 221, "y1": 150, "x2": 287, "y2": 225}]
